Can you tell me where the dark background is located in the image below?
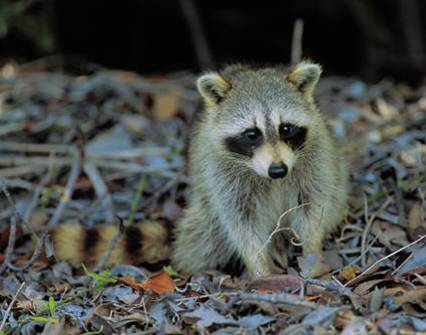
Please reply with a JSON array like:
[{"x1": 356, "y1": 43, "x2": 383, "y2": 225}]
[{"x1": 1, "y1": 0, "x2": 426, "y2": 83}]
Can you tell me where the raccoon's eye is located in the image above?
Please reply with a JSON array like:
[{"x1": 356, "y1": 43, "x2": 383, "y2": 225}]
[
  {"x1": 279, "y1": 123, "x2": 298, "y2": 138},
  {"x1": 242, "y1": 128, "x2": 262, "y2": 141},
  {"x1": 279, "y1": 123, "x2": 307, "y2": 150}
]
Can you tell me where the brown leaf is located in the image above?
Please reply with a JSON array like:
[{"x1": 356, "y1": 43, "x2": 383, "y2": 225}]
[
  {"x1": 120, "y1": 275, "x2": 144, "y2": 291},
  {"x1": 152, "y1": 91, "x2": 181, "y2": 120},
  {"x1": 393, "y1": 287, "x2": 426, "y2": 305},
  {"x1": 339, "y1": 266, "x2": 359, "y2": 282},
  {"x1": 408, "y1": 202, "x2": 425, "y2": 240},
  {"x1": 371, "y1": 220, "x2": 408, "y2": 247},
  {"x1": 121, "y1": 272, "x2": 175, "y2": 295},
  {"x1": 140, "y1": 271, "x2": 175, "y2": 294},
  {"x1": 353, "y1": 278, "x2": 393, "y2": 296}
]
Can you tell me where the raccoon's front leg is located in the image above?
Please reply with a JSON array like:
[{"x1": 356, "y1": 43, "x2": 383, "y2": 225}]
[
  {"x1": 291, "y1": 206, "x2": 325, "y2": 256},
  {"x1": 228, "y1": 225, "x2": 281, "y2": 277},
  {"x1": 290, "y1": 204, "x2": 333, "y2": 278},
  {"x1": 172, "y1": 203, "x2": 236, "y2": 273}
]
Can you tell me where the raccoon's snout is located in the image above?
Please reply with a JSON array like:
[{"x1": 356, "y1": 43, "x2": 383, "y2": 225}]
[{"x1": 268, "y1": 163, "x2": 288, "y2": 179}]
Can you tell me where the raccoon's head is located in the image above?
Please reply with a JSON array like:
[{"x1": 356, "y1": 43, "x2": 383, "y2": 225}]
[{"x1": 197, "y1": 61, "x2": 323, "y2": 179}]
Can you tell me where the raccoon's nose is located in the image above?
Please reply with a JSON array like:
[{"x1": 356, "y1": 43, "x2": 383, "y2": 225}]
[{"x1": 268, "y1": 163, "x2": 288, "y2": 179}]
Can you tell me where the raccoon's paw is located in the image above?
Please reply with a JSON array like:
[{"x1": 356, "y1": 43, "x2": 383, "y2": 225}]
[
  {"x1": 246, "y1": 255, "x2": 284, "y2": 278},
  {"x1": 270, "y1": 235, "x2": 288, "y2": 271},
  {"x1": 298, "y1": 252, "x2": 331, "y2": 278}
]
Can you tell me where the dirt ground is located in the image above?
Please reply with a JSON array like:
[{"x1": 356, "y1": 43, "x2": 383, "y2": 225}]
[{"x1": 0, "y1": 60, "x2": 425, "y2": 334}]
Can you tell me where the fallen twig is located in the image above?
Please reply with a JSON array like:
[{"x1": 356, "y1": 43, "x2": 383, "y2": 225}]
[
  {"x1": 255, "y1": 203, "x2": 308, "y2": 264},
  {"x1": 0, "y1": 178, "x2": 37, "y2": 235},
  {"x1": 179, "y1": 0, "x2": 214, "y2": 69},
  {"x1": 0, "y1": 216, "x2": 17, "y2": 274},
  {"x1": 47, "y1": 146, "x2": 82, "y2": 227},
  {"x1": 6, "y1": 233, "x2": 46, "y2": 271},
  {"x1": 83, "y1": 161, "x2": 115, "y2": 223},
  {"x1": 233, "y1": 292, "x2": 318, "y2": 309},
  {"x1": 291, "y1": 18, "x2": 304, "y2": 65},
  {"x1": 0, "y1": 282, "x2": 25, "y2": 332},
  {"x1": 361, "y1": 197, "x2": 392, "y2": 267},
  {"x1": 305, "y1": 278, "x2": 353, "y2": 298},
  {"x1": 345, "y1": 233, "x2": 426, "y2": 287}
]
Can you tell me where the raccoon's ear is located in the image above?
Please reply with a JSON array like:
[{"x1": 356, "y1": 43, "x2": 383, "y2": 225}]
[
  {"x1": 287, "y1": 62, "x2": 322, "y2": 97},
  {"x1": 197, "y1": 73, "x2": 231, "y2": 106}
]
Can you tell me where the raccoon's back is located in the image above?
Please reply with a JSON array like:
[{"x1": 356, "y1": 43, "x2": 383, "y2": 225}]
[{"x1": 51, "y1": 221, "x2": 172, "y2": 268}]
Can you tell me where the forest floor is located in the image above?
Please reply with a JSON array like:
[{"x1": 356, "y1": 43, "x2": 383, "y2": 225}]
[{"x1": 0, "y1": 60, "x2": 425, "y2": 334}]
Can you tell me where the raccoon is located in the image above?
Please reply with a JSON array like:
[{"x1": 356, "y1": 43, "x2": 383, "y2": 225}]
[{"x1": 172, "y1": 61, "x2": 348, "y2": 278}]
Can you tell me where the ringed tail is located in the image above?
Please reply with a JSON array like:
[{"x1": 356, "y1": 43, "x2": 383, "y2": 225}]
[{"x1": 51, "y1": 220, "x2": 172, "y2": 269}]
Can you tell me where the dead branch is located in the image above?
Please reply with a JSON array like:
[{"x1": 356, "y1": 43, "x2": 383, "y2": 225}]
[
  {"x1": 83, "y1": 161, "x2": 115, "y2": 223},
  {"x1": 0, "y1": 282, "x2": 25, "y2": 332},
  {"x1": 345, "y1": 233, "x2": 426, "y2": 287},
  {"x1": 291, "y1": 19, "x2": 304, "y2": 65},
  {"x1": 47, "y1": 146, "x2": 82, "y2": 228},
  {"x1": 6, "y1": 233, "x2": 46, "y2": 271},
  {"x1": 0, "y1": 216, "x2": 17, "y2": 274},
  {"x1": 233, "y1": 292, "x2": 318, "y2": 309},
  {"x1": 179, "y1": 0, "x2": 214, "y2": 69},
  {"x1": 361, "y1": 197, "x2": 392, "y2": 267}
]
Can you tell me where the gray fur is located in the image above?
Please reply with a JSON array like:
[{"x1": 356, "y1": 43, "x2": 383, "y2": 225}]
[{"x1": 172, "y1": 62, "x2": 348, "y2": 278}]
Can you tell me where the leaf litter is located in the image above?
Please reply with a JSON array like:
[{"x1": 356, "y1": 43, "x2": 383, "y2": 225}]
[{"x1": 0, "y1": 61, "x2": 425, "y2": 334}]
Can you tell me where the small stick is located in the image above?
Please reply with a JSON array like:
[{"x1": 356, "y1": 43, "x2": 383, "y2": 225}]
[
  {"x1": 0, "y1": 282, "x2": 25, "y2": 332},
  {"x1": 24, "y1": 167, "x2": 57, "y2": 223},
  {"x1": 47, "y1": 146, "x2": 82, "y2": 228},
  {"x1": 93, "y1": 160, "x2": 179, "y2": 179},
  {"x1": 179, "y1": 0, "x2": 214, "y2": 69},
  {"x1": 305, "y1": 278, "x2": 352, "y2": 298},
  {"x1": 413, "y1": 273, "x2": 426, "y2": 285},
  {"x1": 0, "y1": 141, "x2": 170, "y2": 158},
  {"x1": 361, "y1": 197, "x2": 392, "y2": 267},
  {"x1": 149, "y1": 172, "x2": 183, "y2": 203},
  {"x1": 0, "y1": 216, "x2": 17, "y2": 274},
  {"x1": 83, "y1": 162, "x2": 115, "y2": 223},
  {"x1": 0, "y1": 165, "x2": 45, "y2": 178},
  {"x1": 255, "y1": 202, "x2": 308, "y2": 261},
  {"x1": 345, "y1": 233, "x2": 426, "y2": 287},
  {"x1": 0, "y1": 178, "x2": 34, "y2": 190},
  {"x1": 291, "y1": 19, "x2": 304, "y2": 65},
  {"x1": 6, "y1": 234, "x2": 45, "y2": 271},
  {"x1": 0, "y1": 178, "x2": 37, "y2": 235},
  {"x1": 0, "y1": 141, "x2": 70, "y2": 154},
  {"x1": 0, "y1": 155, "x2": 70, "y2": 166},
  {"x1": 234, "y1": 292, "x2": 317, "y2": 309}
]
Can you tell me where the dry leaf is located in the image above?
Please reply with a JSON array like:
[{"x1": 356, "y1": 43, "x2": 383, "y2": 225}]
[
  {"x1": 119, "y1": 276, "x2": 141, "y2": 291},
  {"x1": 140, "y1": 271, "x2": 175, "y2": 294},
  {"x1": 353, "y1": 279, "x2": 390, "y2": 296},
  {"x1": 152, "y1": 91, "x2": 180, "y2": 120},
  {"x1": 120, "y1": 272, "x2": 174, "y2": 295},
  {"x1": 339, "y1": 266, "x2": 358, "y2": 282},
  {"x1": 393, "y1": 287, "x2": 426, "y2": 305},
  {"x1": 408, "y1": 202, "x2": 425, "y2": 240},
  {"x1": 370, "y1": 220, "x2": 408, "y2": 247}
]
